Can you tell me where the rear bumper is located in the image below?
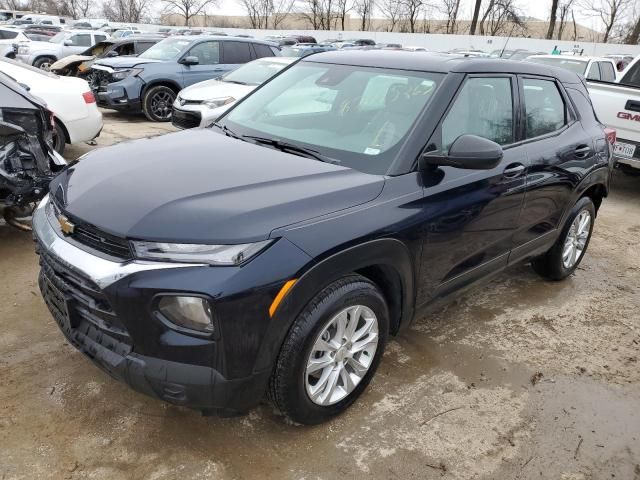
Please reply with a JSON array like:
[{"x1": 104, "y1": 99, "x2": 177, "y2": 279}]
[
  {"x1": 614, "y1": 137, "x2": 640, "y2": 170},
  {"x1": 64, "y1": 106, "x2": 103, "y2": 144}
]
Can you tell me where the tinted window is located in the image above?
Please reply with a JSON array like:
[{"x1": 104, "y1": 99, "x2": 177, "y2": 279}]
[
  {"x1": 0, "y1": 30, "x2": 18, "y2": 39},
  {"x1": 116, "y1": 43, "x2": 135, "y2": 56},
  {"x1": 621, "y1": 60, "x2": 640, "y2": 87},
  {"x1": 586, "y1": 62, "x2": 600, "y2": 80},
  {"x1": 187, "y1": 41, "x2": 220, "y2": 65},
  {"x1": 222, "y1": 41, "x2": 252, "y2": 64},
  {"x1": 69, "y1": 34, "x2": 91, "y2": 47},
  {"x1": 253, "y1": 43, "x2": 275, "y2": 59},
  {"x1": 522, "y1": 78, "x2": 566, "y2": 138},
  {"x1": 136, "y1": 41, "x2": 156, "y2": 54},
  {"x1": 94, "y1": 34, "x2": 107, "y2": 43},
  {"x1": 442, "y1": 77, "x2": 514, "y2": 150},
  {"x1": 598, "y1": 61, "x2": 616, "y2": 82}
]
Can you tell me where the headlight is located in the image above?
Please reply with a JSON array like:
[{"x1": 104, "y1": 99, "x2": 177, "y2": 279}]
[
  {"x1": 203, "y1": 96, "x2": 235, "y2": 108},
  {"x1": 131, "y1": 240, "x2": 273, "y2": 265},
  {"x1": 157, "y1": 295, "x2": 214, "y2": 333},
  {"x1": 110, "y1": 67, "x2": 143, "y2": 81}
]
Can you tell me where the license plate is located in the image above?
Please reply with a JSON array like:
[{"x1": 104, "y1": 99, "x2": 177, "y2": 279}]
[{"x1": 614, "y1": 142, "x2": 636, "y2": 159}]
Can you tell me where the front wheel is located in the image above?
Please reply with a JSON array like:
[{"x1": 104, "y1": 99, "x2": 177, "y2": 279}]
[
  {"x1": 33, "y1": 56, "x2": 55, "y2": 71},
  {"x1": 269, "y1": 274, "x2": 389, "y2": 425},
  {"x1": 142, "y1": 85, "x2": 176, "y2": 122},
  {"x1": 531, "y1": 197, "x2": 595, "y2": 280}
]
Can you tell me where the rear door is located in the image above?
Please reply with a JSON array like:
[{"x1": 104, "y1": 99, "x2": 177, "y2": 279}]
[
  {"x1": 62, "y1": 33, "x2": 92, "y2": 57},
  {"x1": 181, "y1": 40, "x2": 222, "y2": 87},
  {"x1": 510, "y1": 76, "x2": 595, "y2": 262},
  {"x1": 418, "y1": 75, "x2": 529, "y2": 300},
  {"x1": 219, "y1": 41, "x2": 253, "y2": 74}
]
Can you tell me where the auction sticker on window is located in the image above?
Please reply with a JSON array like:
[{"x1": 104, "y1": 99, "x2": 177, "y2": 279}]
[{"x1": 614, "y1": 142, "x2": 636, "y2": 159}]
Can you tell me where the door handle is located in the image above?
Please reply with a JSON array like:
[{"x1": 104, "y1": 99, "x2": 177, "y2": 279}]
[
  {"x1": 574, "y1": 145, "x2": 592, "y2": 158},
  {"x1": 503, "y1": 163, "x2": 525, "y2": 178}
]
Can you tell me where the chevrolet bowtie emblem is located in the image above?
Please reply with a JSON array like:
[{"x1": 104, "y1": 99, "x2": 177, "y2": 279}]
[{"x1": 57, "y1": 215, "x2": 75, "y2": 235}]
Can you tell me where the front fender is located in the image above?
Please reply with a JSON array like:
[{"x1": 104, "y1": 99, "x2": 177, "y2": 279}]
[{"x1": 253, "y1": 237, "x2": 416, "y2": 372}]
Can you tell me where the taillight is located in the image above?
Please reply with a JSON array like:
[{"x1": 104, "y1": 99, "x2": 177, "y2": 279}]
[
  {"x1": 604, "y1": 128, "x2": 616, "y2": 145},
  {"x1": 82, "y1": 91, "x2": 96, "y2": 104}
]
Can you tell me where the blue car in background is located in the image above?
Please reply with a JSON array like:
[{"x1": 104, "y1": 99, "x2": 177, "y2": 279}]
[{"x1": 89, "y1": 36, "x2": 280, "y2": 121}]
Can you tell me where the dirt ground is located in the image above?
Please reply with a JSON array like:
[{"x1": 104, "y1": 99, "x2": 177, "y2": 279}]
[{"x1": 1, "y1": 111, "x2": 639, "y2": 480}]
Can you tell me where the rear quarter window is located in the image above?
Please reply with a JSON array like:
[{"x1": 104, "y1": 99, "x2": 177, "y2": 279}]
[
  {"x1": 253, "y1": 43, "x2": 275, "y2": 59},
  {"x1": 222, "y1": 41, "x2": 252, "y2": 64},
  {"x1": 522, "y1": 78, "x2": 567, "y2": 138}
]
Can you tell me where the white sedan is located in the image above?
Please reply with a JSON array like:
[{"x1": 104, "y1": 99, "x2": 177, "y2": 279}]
[
  {"x1": 172, "y1": 56, "x2": 296, "y2": 129},
  {"x1": 0, "y1": 58, "x2": 102, "y2": 154}
]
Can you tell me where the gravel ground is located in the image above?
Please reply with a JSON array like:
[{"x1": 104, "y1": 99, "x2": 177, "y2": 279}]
[{"x1": 1, "y1": 111, "x2": 639, "y2": 480}]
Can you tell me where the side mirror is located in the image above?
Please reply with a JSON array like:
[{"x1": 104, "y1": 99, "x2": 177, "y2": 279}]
[
  {"x1": 180, "y1": 55, "x2": 199, "y2": 66},
  {"x1": 106, "y1": 50, "x2": 119, "y2": 57},
  {"x1": 18, "y1": 82, "x2": 30, "y2": 91},
  {"x1": 63, "y1": 39, "x2": 73, "y2": 46},
  {"x1": 421, "y1": 134, "x2": 503, "y2": 170}
]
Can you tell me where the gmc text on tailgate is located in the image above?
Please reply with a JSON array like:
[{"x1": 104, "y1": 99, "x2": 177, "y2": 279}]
[{"x1": 34, "y1": 52, "x2": 613, "y2": 424}]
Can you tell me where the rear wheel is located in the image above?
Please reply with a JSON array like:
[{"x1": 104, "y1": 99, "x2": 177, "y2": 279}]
[
  {"x1": 531, "y1": 197, "x2": 595, "y2": 280},
  {"x1": 142, "y1": 85, "x2": 176, "y2": 122},
  {"x1": 269, "y1": 274, "x2": 389, "y2": 425},
  {"x1": 34, "y1": 56, "x2": 55, "y2": 71}
]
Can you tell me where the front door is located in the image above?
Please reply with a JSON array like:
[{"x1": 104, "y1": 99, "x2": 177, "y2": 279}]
[
  {"x1": 181, "y1": 40, "x2": 223, "y2": 87},
  {"x1": 417, "y1": 75, "x2": 529, "y2": 303}
]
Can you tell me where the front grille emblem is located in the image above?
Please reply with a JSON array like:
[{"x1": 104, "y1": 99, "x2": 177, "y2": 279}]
[{"x1": 57, "y1": 215, "x2": 75, "y2": 235}]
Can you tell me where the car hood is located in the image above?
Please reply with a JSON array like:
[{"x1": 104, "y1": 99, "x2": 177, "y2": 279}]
[
  {"x1": 93, "y1": 56, "x2": 162, "y2": 69},
  {"x1": 50, "y1": 54, "x2": 93, "y2": 70},
  {"x1": 51, "y1": 129, "x2": 384, "y2": 243},
  {"x1": 180, "y1": 79, "x2": 254, "y2": 101}
]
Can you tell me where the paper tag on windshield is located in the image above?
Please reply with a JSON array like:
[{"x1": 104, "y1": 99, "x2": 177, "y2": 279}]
[{"x1": 364, "y1": 147, "x2": 380, "y2": 155}]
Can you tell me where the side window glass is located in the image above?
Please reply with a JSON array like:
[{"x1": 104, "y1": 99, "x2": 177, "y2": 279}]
[
  {"x1": 187, "y1": 41, "x2": 220, "y2": 65},
  {"x1": 586, "y1": 62, "x2": 601, "y2": 80},
  {"x1": 69, "y1": 34, "x2": 91, "y2": 47},
  {"x1": 522, "y1": 78, "x2": 567, "y2": 138},
  {"x1": 253, "y1": 43, "x2": 275, "y2": 59},
  {"x1": 137, "y1": 42, "x2": 155, "y2": 54},
  {"x1": 442, "y1": 77, "x2": 513, "y2": 151},
  {"x1": 599, "y1": 62, "x2": 616, "y2": 82},
  {"x1": 222, "y1": 41, "x2": 252, "y2": 64},
  {"x1": 621, "y1": 60, "x2": 640, "y2": 86},
  {"x1": 94, "y1": 34, "x2": 107, "y2": 43}
]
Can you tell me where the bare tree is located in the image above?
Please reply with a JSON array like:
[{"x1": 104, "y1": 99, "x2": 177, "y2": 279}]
[
  {"x1": 469, "y1": 0, "x2": 482, "y2": 34},
  {"x1": 333, "y1": 0, "x2": 351, "y2": 30},
  {"x1": 380, "y1": 0, "x2": 402, "y2": 31},
  {"x1": 439, "y1": 0, "x2": 461, "y2": 34},
  {"x1": 556, "y1": 0, "x2": 575, "y2": 39},
  {"x1": 479, "y1": 0, "x2": 525, "y2": 36},
  {"x1": 546, "y1": 0, "x2": 559, "y2": 39},
  {"x1": 581, "y1": 0, "x2": 631, "y2": 43},
  {"x1": 103, "y1": 0, "x2": 149, "y2": 22},
  {"x1": 296, "y1": 0, "x2": 334, "y2": 30},
  {"x1": 239, "y1": 0, "x2": 269, "y2": 28},
  {"x1": 353, "y1": 0, "x2": 374, "y2": 31},
  {"x1": 161, "y1": 0, "x2": 218, "y2": 26},
  {"x1": 625, "y1": 15, "x2": 640, "y2": 44},
  {"x1": 271, "y1": 0, "x2": 296, "y2": 28},
  {"x1": 399, "y1": 0, "x2": 424, "y2": 33}
]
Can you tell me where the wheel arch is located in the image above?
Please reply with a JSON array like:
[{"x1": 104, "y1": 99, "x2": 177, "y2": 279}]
[
  {"x1": 33, "y1": 53, "x2": 57, "y2": 65},
  {"x1": 575, "y1": 167, "x2": 609, "y2": 215},
  {"x1": 141, "y1": 80, "x2": 181, "y2": 99},
  {"x1": 54, "y1": 116, "x2": 70, "y2": 144},
  {"x1": 254, "y1": 238, "x2": 416, "y2": 372}
]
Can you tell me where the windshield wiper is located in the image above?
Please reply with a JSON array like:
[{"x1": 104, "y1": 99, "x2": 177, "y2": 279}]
[
  {"x1": 210, "y1": 122, "x2": 242, "y2": 139},
  {"x1": 242, "y1": 135, "x2": 339, "y2": 164}
]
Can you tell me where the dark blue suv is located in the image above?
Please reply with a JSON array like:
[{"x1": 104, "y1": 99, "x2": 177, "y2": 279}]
[
  {"x1": 89, "y1": 36, "x2": 279, "y2": 121},
  {"x1": 35, "y1": 52, "x2": 614, "y2": 424}
]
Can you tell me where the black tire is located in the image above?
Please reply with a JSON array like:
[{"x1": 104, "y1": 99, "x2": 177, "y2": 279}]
[
  {"x1": 531, "y1": 196, "x2": 596, "y2": 281},
  {"x1": 269, "y1": 274, "x2": 389, "y2": 425},
  {"x1": 142, "y1": 85, "x2": 176, "y2": 122},
  {"x1": 33, "y1": 56, "x2": 56, "y2": 71},
  {"x1": 53, "y1": 121, "x2": 66, "y2": 155}
]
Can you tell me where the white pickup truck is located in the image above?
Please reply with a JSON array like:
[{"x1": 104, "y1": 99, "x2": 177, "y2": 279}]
[{"x1": 588, "y1": 56, "x2": 640, "y2": 175}]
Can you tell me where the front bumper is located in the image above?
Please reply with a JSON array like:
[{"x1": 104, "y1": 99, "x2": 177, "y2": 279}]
[
  {"x1": 93, "y1": 75, "x2": 143, "y2": 112},
  {"x1": 32, "y1": 196, "x2": 279, "y2": 413},
  {"x1": 171, "y1": 103, "x2": 231, "y2": 129}
]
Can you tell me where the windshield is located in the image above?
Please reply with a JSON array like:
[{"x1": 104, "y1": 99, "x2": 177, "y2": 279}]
[
  {"x1": 139, "y1": 38, "x2": 190, "y2": 61},
  {"x1": 528, "y1": 57, "x2": 588, "y2": 75},
  {"x1": 49, "y1": 32, "x2": 66, "y2": 44},
  {"x1": 221, "y1": 62, "x2": 442, "y2": 175},
  {"x1": 223, "y1": 59, "x2": 290, "y2": 86}
]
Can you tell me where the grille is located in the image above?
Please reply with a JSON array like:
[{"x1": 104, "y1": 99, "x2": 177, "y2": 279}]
[
  {"x1": 49, "y1": 199, "x2": 133, "y2": 260},
  {"x1": 172, "y1": 109, "x2": 201, "y2": 129},
  {"x1": 88, "y1": 69, "x2": 111, "y2": 93},
  {"x1": 38, "y1": 246, "x2": 132, "y2": 352}
]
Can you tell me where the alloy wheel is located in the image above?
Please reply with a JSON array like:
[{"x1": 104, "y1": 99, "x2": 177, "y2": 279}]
[
  {"x1": 562, "y1": 210, "x2": 591, "y2": 269},
  {"x1": 305, "y1": 305, "x2": 379, "y2": 406},
  {"x1": 150, "y1": 91, "x2": 174, "y2": 120}
]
